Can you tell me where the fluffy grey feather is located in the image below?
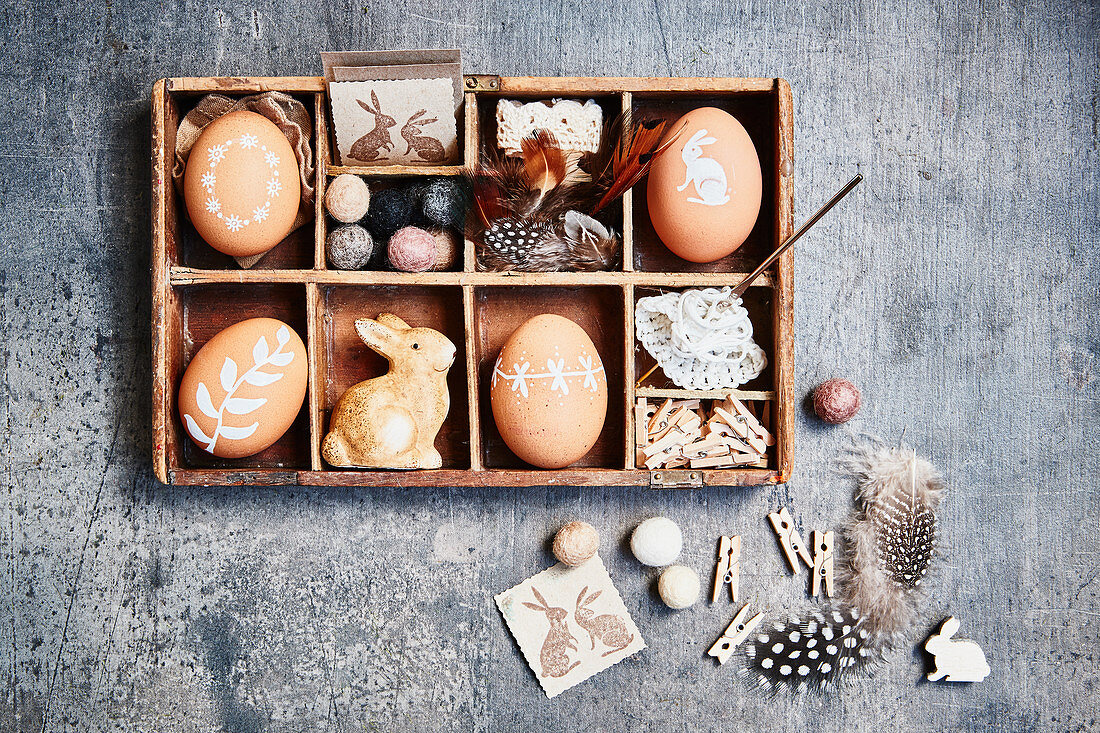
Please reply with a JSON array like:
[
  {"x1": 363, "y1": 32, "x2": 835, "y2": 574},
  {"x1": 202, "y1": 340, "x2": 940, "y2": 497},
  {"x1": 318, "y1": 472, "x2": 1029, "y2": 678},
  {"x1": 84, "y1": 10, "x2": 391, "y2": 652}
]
[
  {"x1": 839, "y1": 441, "x2": 944, "y2": 637},
  {"x1": 741, "y1": 440, "x2": 945, "y2": 692}
]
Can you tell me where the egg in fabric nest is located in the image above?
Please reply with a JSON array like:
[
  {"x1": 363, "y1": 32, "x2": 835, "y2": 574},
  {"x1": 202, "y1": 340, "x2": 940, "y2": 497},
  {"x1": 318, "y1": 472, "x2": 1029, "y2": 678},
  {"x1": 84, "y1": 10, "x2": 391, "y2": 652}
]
[
  {"x1": 184, "y1": 111, "x2": 301, "y2": 257},
  {"x1": 646, "y1": 107, "x2": 762, "y2": 263},
  {"x1": 490, "y1": 314, "x2": 608, "y2": 469}
]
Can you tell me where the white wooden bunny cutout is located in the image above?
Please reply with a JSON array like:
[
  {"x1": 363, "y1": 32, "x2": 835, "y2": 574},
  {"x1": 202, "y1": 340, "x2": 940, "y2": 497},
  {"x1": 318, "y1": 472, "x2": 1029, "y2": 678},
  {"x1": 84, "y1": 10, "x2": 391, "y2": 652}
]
[
  {"x1": 677, "y1": 129, "x2": 730, "y2": 206},
  {"x1": 925, "y1": 616, "x2": 991, "y2": 682}
]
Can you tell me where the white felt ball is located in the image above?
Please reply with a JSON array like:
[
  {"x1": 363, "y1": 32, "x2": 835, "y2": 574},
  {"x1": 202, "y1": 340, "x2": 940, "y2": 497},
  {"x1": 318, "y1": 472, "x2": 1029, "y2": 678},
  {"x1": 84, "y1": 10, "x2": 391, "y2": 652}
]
[
  {"x1": 658, "y1": 565, "x2": 700, "y2": 609},
  {"x1": 630, "y1": 516, "x2": 682, "y2": 566}
]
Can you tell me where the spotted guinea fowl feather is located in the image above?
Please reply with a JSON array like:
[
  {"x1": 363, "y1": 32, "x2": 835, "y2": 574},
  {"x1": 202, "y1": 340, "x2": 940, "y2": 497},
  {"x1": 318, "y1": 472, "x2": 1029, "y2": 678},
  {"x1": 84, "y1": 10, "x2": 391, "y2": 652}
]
[{"x1": 741, "y1": 441, "x2": 945, "y2": 692}]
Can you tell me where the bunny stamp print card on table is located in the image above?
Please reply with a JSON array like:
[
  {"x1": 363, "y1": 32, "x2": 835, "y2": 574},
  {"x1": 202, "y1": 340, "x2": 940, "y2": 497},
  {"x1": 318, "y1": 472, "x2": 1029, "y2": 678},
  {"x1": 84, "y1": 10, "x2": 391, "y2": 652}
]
[
  {"x1": 495, "y1": 555, "x2": 645, "y2": 698},
  {"x1": 328, "y1": 79, "x2": 459, "y2": 166}
]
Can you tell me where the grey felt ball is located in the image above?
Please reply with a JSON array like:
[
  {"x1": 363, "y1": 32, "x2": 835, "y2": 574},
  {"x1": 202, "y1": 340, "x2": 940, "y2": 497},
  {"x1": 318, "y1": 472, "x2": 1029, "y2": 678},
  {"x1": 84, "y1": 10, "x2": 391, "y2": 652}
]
[
  {"x1": 419, "y1": 177, "x2": 465, "y2": 229},
  {"x1": 326, "y1": 224, "x2": 374, "y2": 270}
]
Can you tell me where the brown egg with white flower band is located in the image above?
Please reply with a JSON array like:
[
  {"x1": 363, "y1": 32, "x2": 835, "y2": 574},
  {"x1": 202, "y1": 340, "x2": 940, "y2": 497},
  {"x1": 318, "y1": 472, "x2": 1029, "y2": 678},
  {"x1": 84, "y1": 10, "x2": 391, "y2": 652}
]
[
  {"x1": 183, "y1": 111, "x2": 301, "y2": 257},
  {"x1": 490, "y1": 314, "x2": 608, "y2": 469},
  {"x1": 178, "y1": 318, "x2": 308, "y2": 458}
]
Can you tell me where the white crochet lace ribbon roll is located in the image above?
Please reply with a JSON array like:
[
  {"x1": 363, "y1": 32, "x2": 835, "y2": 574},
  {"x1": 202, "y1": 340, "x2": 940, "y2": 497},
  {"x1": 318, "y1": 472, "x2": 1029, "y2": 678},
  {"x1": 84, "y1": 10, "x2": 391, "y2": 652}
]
[
  {"x1": 496, "y1": 98, "x2": 603, "y2": 155},
  {"x1": 635, "y1": 287, "x2": 767, "y2": 390}
]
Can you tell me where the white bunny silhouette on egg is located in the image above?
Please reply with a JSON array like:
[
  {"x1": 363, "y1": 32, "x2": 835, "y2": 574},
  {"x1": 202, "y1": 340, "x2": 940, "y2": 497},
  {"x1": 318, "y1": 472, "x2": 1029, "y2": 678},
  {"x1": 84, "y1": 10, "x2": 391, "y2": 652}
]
[{"x1": 677, "y1": 128, "x2": 730, "y2": 206}]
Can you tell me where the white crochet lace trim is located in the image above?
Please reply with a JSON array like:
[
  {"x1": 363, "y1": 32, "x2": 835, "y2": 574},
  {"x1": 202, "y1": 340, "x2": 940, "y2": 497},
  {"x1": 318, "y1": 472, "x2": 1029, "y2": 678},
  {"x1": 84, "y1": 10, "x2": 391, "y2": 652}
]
[
  {"x1": 496, "y1": 99, "x2": 603, "y2": 155},
  {"x1": 635, "y1": 287, "x2": 767, "y2": 390}
]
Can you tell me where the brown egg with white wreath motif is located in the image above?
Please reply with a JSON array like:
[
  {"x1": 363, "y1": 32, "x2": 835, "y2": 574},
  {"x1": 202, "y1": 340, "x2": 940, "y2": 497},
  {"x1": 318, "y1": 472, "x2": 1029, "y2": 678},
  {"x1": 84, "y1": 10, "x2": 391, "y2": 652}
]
[
  {"x1": 647, "y1": 107, "x2": 762, "y2": 263},
  {"x1": 184, "y1": 111, "x2": 301, "y2": 257},
  {"x1": 179, "y1": 318, "x2": 308, "y2": 458},
  {"x1": 490, "y1": 314, "x2": 607, "y2": 469}
]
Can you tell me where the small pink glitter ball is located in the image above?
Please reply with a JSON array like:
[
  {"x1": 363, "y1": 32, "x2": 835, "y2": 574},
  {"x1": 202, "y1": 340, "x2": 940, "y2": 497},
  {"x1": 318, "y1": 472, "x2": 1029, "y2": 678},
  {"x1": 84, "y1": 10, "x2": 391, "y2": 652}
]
[
  {"x1": 812, "y1": 379, "x2": 862, "y2": 424},
  {"x1": 387, "y1": 226, "x2": 437, "y2": 272}
]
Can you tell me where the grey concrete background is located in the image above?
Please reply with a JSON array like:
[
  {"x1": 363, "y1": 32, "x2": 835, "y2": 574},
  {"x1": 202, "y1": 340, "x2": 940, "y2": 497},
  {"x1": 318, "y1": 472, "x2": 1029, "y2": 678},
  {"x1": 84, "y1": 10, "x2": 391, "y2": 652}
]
[{"x1": 2, "y1": 0, "x2": 1097, "y2": 730}]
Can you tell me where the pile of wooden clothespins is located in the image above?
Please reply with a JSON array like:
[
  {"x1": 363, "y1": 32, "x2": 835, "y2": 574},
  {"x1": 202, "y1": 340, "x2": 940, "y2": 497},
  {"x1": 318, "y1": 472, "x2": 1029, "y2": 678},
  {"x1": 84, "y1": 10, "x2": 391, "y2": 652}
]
[{"x1": 635, "y1": 394, "x2": 774, "y2": 470}]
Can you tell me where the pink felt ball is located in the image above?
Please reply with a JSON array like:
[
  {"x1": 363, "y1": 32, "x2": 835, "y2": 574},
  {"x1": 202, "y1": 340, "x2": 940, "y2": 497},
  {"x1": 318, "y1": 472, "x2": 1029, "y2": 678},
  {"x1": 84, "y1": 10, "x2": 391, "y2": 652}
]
[
  {"x1": 812, "y1": 379, "x2": 862, "y2": 424},
  {"x1": 387, "y1": 226, "x2": 437, "y2": 272}
]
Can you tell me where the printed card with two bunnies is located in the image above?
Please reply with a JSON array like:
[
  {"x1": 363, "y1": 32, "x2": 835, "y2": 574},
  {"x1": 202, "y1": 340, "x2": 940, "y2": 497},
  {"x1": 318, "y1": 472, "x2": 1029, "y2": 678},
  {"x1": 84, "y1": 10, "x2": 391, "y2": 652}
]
[
  {"x1": 328, "y1": 78, "x2": 460, "y2": 166},
  {"x1": 495, "y1": 555, "x2": 645, "y2": 698}
]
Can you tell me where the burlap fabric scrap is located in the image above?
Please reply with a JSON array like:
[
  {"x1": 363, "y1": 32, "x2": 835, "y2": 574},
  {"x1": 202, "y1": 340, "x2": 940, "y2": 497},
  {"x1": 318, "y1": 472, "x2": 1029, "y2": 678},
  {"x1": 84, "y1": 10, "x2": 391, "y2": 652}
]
[{"x1": 172, "y1": 92, "x2": 315, "y2": 268}]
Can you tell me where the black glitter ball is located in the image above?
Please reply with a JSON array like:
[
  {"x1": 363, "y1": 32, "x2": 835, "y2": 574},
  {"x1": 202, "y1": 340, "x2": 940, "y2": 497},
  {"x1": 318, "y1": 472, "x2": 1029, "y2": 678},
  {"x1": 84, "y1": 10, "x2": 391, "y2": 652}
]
[
  {"x1": 364, "y1": 186, "x2": 413, "y2": 240},
  {"x1": 419, "y1": 177, "x2": 466, "y2": 229}
]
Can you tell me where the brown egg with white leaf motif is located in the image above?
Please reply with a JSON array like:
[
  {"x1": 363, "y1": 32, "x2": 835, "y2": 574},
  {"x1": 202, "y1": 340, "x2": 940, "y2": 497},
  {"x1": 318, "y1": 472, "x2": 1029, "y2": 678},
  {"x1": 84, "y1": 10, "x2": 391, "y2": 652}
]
[
  {"x1": 178, "y1": 318, "x2": 308, "y2": 458},
  {"x1": 184, "y1": 111, "x2": 301, "y2": 257},
  {"x1": 490, "y1": 314, "x2": 608, "y2": 469}
]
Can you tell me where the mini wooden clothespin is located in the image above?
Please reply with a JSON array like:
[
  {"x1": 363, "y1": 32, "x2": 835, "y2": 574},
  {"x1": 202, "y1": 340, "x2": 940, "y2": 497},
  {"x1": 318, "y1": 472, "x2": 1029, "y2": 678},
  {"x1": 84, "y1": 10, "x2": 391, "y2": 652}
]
[
  {"x1": 647, "y1": 399, "x2": 675, "y2": 435},
  {"x1": 712, "y1": 535, "x2": 741, "y2": 603},
  {"x1": 634, "y1": 398, "x2": 652, "y2": 466},
  {"x1": 707, "y1": 604, "x2": 764, "y2": 665},
  {"x1": 811, "y1": 530, "x2": 834, "y2": 597},
  {"x1": 768, "y1": 507, "x2": 812, "y2": 574},
  {"x1": 729, "y1": 396, "x2": 775, "y2": 447}
]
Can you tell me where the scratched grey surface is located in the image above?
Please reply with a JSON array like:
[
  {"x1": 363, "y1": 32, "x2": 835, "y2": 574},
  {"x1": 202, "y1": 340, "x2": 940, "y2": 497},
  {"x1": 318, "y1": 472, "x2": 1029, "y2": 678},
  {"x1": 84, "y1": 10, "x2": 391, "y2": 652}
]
[{"x1": 1, "y1": 0, "x2": 1098, "y2": 731}]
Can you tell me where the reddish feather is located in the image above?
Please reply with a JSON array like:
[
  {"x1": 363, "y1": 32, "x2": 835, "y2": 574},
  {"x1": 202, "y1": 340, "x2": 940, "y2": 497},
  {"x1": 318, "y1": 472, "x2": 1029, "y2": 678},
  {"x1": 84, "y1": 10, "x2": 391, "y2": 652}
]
[{"x1": 591, "y1": 118, "x2": 683, "y2": 215}]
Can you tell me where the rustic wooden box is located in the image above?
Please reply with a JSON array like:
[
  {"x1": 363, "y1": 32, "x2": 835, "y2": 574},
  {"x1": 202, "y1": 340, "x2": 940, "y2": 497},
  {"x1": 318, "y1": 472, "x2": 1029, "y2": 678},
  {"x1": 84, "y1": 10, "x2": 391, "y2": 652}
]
[{"x1": 151, "y1": 75, "x2": 794, "y2": 487}]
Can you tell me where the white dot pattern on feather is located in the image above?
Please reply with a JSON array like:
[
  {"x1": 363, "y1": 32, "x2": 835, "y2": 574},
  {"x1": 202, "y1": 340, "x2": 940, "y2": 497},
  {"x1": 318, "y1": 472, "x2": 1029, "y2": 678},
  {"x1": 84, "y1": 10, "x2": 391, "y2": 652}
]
[{"x1": 743, "y1": 605, "x2": 879, "y2": 693}]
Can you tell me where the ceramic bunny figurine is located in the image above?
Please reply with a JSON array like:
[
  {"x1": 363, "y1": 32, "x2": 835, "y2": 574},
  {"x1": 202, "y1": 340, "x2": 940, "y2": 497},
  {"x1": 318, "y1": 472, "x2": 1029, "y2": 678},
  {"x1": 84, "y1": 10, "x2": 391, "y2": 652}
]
[{"x1": 322, "y1": 314, "x2": 456, "y2": 469}]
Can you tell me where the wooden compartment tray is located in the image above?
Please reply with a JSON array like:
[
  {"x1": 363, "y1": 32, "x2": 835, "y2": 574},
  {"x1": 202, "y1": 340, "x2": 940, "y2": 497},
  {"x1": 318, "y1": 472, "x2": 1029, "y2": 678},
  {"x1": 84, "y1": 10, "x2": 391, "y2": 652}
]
[{"x1": 152, "y1": 75, "x2": 794, "y2": 487}]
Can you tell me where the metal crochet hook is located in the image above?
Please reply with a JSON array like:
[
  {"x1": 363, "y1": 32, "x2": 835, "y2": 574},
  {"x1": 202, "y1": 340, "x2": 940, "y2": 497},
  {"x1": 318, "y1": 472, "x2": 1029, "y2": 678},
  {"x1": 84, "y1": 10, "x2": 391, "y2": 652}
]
[
  {"x1": 732, "y1": 172, "x2": 863, "y2": 297},
  {"x1": 634, "y1": 173, "x2": 863, "y2": 388}
]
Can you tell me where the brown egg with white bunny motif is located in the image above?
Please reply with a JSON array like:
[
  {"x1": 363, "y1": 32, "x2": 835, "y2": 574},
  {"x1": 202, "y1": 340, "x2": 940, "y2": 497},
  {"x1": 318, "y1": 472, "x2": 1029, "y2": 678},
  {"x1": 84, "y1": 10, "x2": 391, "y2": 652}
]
[
  {"x1": 647, "y1": 107, "x2": 762, "y2": 263},
  {"x1": 490, "y1": 314, "x2": 608, "y2": 469},
  {"x1": 179, "y1": 318, "x2": 308, "y2": 458},
  {"x1": 184, "y1": 110, "x2": 301, "y2": 257}
]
